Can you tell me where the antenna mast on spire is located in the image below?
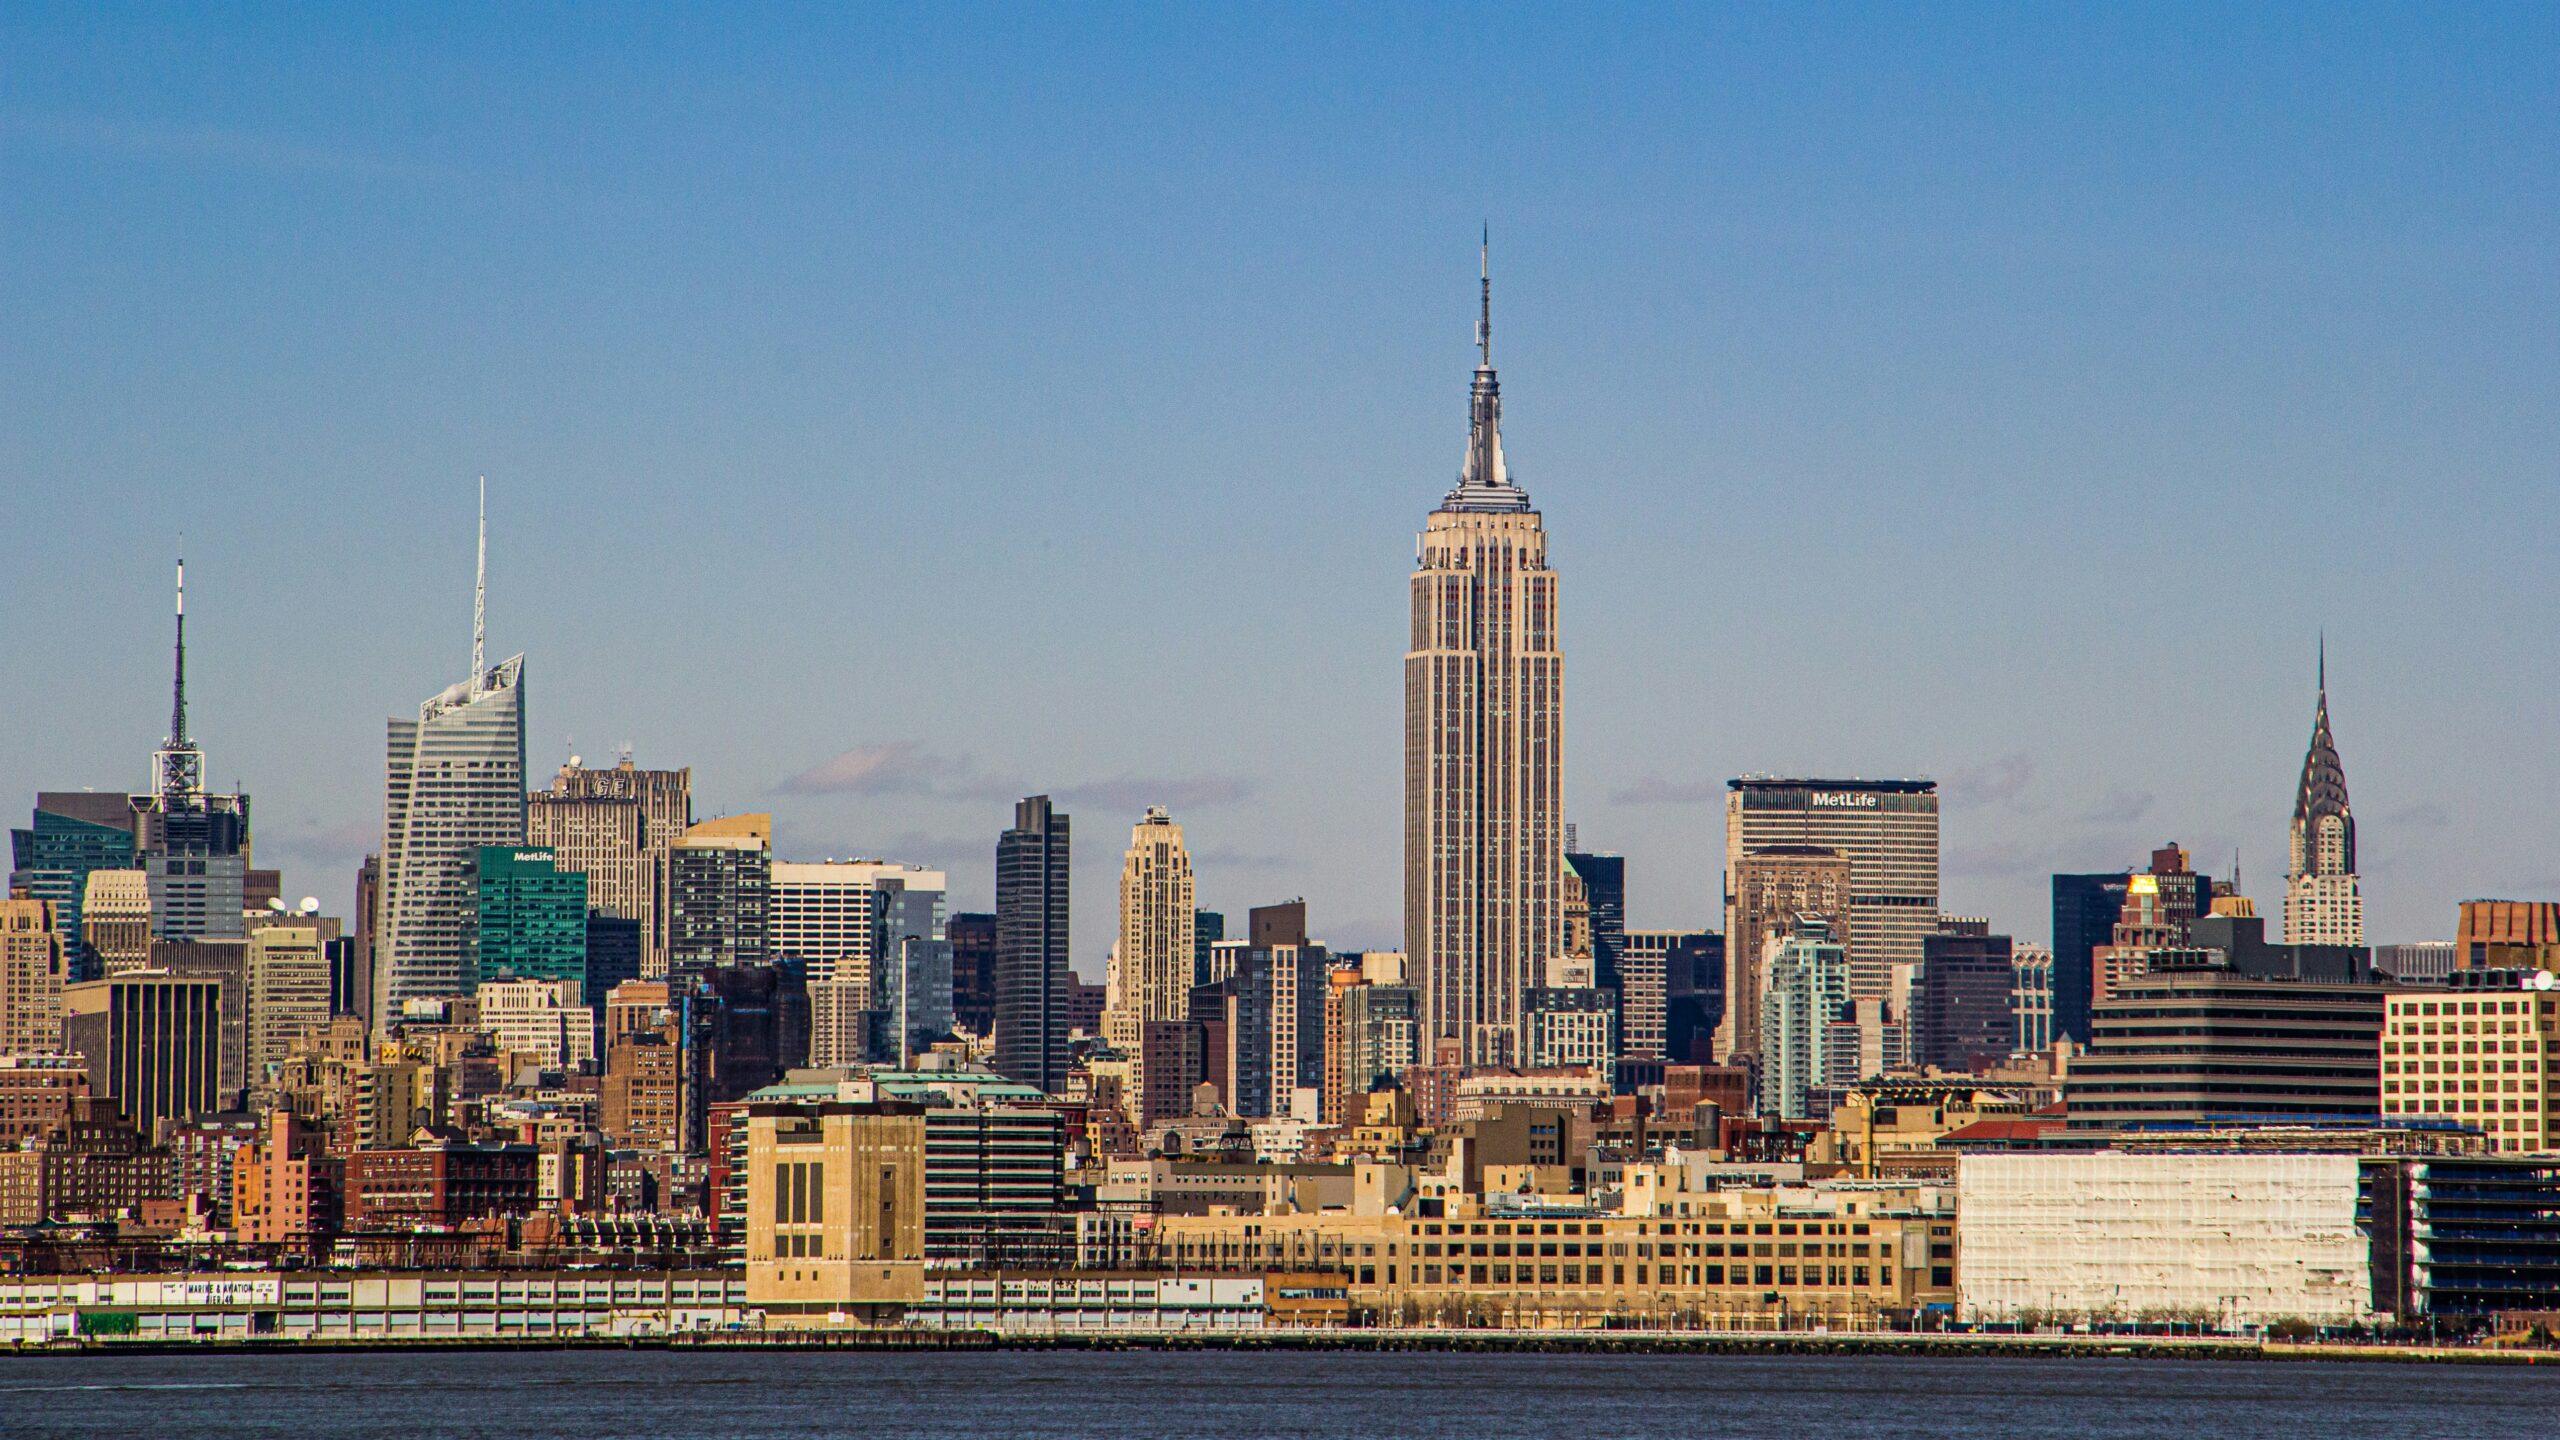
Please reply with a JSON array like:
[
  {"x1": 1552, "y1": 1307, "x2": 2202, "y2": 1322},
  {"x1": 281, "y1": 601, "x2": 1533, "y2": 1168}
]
[
  {"x1": 472, "y1": 475, "x2": 487, "y2": 688},
  {"x1": 155, "y1": 542, "x2": 206, "y2": 807},
  {"x1": 1477, "y1": 223, "x2": 1492, "y2": 368}
]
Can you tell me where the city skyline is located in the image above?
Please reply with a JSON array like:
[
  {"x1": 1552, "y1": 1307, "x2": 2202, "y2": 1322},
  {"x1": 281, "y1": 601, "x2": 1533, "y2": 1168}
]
[{"x1": 7, "y1": 7, "x2": 2556, "y2": 967}]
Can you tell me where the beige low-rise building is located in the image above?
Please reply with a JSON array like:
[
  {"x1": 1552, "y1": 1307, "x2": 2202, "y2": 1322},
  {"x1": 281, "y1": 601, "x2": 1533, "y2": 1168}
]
[
  {"x1": 2379, "y1": 983, "x2": 2558, "y2": 1154},
  {"x1": 742, "y1": 1102, "x2": 930, "y2": 1322},
  {"x1": 1138, "y1": 1173, "x2": 1955, "y2": 1329}
]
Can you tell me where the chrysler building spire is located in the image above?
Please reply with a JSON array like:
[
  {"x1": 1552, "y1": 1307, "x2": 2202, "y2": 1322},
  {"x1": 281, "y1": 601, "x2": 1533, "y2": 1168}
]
[{"x1": 2285, "y1": 639, "x2": 2362, "y2": 945}]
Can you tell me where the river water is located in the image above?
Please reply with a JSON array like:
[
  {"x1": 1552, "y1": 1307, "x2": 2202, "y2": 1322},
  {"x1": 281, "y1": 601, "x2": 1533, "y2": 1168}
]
[{"x1": 0, "y1": 1348, "x2": 2551, "y2": 1437}]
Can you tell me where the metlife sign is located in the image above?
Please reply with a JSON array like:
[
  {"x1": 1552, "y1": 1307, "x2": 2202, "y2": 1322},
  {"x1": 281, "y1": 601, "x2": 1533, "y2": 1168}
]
[{"x1": 1809, "y1": 792, "x2": 1878, "y2": 809}]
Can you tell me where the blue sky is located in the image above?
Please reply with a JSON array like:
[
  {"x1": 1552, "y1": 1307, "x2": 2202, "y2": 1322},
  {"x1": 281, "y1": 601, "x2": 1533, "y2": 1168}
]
[{"x1": 4, "y1": 5, "x2": 2555, "y2": 970}]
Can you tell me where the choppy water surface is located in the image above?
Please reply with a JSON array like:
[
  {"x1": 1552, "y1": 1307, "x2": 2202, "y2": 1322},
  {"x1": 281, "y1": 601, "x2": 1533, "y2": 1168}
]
[{"x1": 1, "y1": 1348, "x2": 2553, "y2": 1438}]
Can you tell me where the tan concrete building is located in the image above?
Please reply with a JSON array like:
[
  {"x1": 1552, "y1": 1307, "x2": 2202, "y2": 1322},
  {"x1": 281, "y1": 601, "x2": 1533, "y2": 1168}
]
[
  {"x1": 78, "y1": 870, "x2": 153, "y2": 974},
  {"x1": 1139, "y1": 1175, "x2": 1955, "y2": 1329},
  {"x1": 1725, "y1": 780, "x2": 1939, "y2": 1008},
  {"x1": 246, "y1": 925, "x2": 333, "y2": 1096},
  {"x1": 1718, "y1": 846, "x2": 1851, "y2": 1067},
  {"x1": 2379, "y1": 983, "x2": 2559, "y2": 1154},
  {"x1": 742, "y1": 1102, "x2": 930, "y2": 1321},
  {"x1": 526, "y1": 757, "x2": 692, "y2": 977},
  {"x1": 1112, "y1": 806, "x2": 1197, "y2": 1076},
  {"x1": 1404, "y1": 259, "x2": 1563, "y2": 1070},
  {"x1": 1, "y1": 899, "x2": 65, "y2": 1054}
]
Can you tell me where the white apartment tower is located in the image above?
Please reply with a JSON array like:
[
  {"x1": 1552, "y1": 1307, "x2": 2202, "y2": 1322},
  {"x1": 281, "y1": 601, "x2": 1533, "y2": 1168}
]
[
  {"x1": 1403, "y1": 239, "x2": 1564, "y2": 1068},
  {"x1": 376, "y1": 483, "x2": 528, "y2": 1020},
  {"x1": 2284, "y1": 645, "x2": 2364, "y2": 947}
]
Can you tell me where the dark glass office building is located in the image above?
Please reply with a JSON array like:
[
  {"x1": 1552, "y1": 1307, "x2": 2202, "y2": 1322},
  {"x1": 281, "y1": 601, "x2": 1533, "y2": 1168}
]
[
  {"x1": 9, "y1": 793, "x2": 138, "y2": 980},
  {"x1": 2050, "y1": 871, "x2": 2132, "y2": 1044},
  {"x1": 993, "y1": 795, "x2": 1070, "y2": 1093}
]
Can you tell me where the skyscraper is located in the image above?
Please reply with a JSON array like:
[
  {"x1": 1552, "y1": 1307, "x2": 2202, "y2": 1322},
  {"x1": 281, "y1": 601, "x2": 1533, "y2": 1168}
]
[
  {"x1": 1759, "y1": 915, "x2": 1852, "y2": 1121},
  {"x1": 0, "y1": 899, "x2": 65, "y2": 1054},
  {"x1": 1404, "y1": 240, "x2": 1564, "y2": 1068},
  {"x1": 469, "y1": 846, "x2": 589, "y2": 991},
  {"x1": 1718, "y1": 844, "x2": 1852, "y2": 1067},
  {"x1": 1114, "y1": 806, "x2": 1197, "y2": 1069},
  {"x1": 993, "y1": 795, "x2": 1070, "y2": 1093},
  {"x1": 9, "y1": 793, "x2": 135, "y2": 979},
  {"x1": 128, "y1": 556, "x2": 250, "y2": 941},
  {"x1": 376, "y1": 485, "x2": 527, "y2": 1020},
  {"x1": 1724, "y1": 778, "x2": 1938, "y2": 1006},
  {"x1": 665, "y1": 815, "x2": 773, "y2": 982},
  {"x1": 2285, "y1": 646, "x2": 2364, "y2": 947},
  {"x1": 2049, "y1": 871, "x2": 2132, "y2": 1044},
  {"x1": 525, "y1": 756, "x2": 692, "y2": 976}
]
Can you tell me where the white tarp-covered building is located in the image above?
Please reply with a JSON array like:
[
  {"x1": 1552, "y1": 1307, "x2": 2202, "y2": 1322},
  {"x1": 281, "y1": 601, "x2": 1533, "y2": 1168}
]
[{"x1": 1957, "y1": 1151, "x2": 2372, "y2": 1325}]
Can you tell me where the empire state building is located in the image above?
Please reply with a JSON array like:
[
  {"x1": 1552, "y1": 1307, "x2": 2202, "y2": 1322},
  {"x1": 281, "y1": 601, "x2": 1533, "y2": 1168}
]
[{"x1": 1404, "y1": 241, "x2": 1564, "y2": 1067}]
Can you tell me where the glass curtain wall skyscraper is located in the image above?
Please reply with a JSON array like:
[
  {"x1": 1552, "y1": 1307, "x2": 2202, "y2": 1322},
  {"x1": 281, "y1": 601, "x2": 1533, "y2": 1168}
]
[
  {"x1": 376, "y1": 484, "x2": 528, "y2": 1021},
  {"x1": 1403, "y1": 240, "x2": 1564, "y2": 1068},
  {"x1": 994, "y1": 795, "x2": 1070, "y2": 1093}
]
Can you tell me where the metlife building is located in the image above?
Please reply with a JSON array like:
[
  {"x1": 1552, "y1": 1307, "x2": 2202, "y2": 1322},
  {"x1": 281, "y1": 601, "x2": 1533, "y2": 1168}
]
[{"x1": 1724, "y1": 778, "x2": 1940, "y2": 1004}]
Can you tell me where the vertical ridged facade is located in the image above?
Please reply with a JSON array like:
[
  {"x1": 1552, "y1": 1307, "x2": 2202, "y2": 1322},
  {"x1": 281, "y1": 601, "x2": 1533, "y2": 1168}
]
[{"x1": 1403, "y1": 250, "x2": 1563, "y2": 1068}]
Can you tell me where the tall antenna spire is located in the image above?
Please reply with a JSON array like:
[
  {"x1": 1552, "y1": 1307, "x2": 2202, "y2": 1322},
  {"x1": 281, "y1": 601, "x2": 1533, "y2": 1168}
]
[
  {"x1": 1477, "y1": 222, "x2": 1492, "y2": 368},
  {"x1": 1444, "y1": 226, "x2": 1524, "y2": 509},
  {"x1": 171, "y1": 543, "x2": 188, "y2": 750},
  {"x1": 154, "y1": 540, "x2": 206, "y2": 807},
  {"x1": 472, "y1": 475, "x2": 487, "y2": 687},
  {"x1": 2317, "y1": 629, "x2": 2326, "y2": 697}
]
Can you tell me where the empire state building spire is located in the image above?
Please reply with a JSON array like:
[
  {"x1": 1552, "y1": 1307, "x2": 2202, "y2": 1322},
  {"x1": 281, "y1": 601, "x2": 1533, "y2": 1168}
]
[{"x1": 1446, "y1": 227, "x2": 1527, "y2": 512}]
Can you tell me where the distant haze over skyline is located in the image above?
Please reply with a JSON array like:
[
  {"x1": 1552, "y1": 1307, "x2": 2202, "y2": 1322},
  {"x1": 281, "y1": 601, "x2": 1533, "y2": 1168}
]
[{"x1": 5, "y1": 7, "x2": 2555, "y2": 972}]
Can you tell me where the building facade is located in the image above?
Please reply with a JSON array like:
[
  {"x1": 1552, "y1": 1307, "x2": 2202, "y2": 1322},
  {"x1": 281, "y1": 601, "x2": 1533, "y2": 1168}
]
[
  {"x1": 1114, "y1": 807, "x2": 1198, "y2": 1070},
  {"x1": 665, "y1": 816, "x2": 773, "y2": 981},
  {"x1": 62, "y1": 972, "x2": 223, "y2": 1136},
  {"x1": 378, "y1": 655, "x2": 528, "y2": 1017},
  {"x1": 1760, "y1": 916, "x2": 1852, "y2": 1121},
  {"x1": 525, "y1": 756, "x2": 691, "y2": 977},
  {"x1": 1726, "y1": 780, "x2": 1937, "y2": 1010},
  {"x1": 994, "y1": 796, "x2": 1071, "y2": 1094},
  {"x1": 1720, "y1": 845, "x2": 1851, "y2": 1067},
  {"x1": 1404, "y1": 253, "x2": 1563, "y2": 1069},
  {"x1": 2378, "y1": 977, "x2": 2558, "y2": 1154},
  {"x1": 469, "y1": 846, "x2": 587, "y2": 993},
  {"x1": 0, "y1": 899, "x2": 65, "y2": 1054}
]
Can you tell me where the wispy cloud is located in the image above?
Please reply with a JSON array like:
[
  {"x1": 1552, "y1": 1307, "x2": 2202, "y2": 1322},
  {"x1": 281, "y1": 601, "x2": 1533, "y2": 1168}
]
[
  {"x1": 791, "y1": 828, "x2": 989, "y2": 873},
  {"x1": 1190, "y1": 846, "x2": 1292, "y2": 870},
  {"x1": 254, "y1": 818, "x2": 378, "y2": 868},
  {"x1": 1056, "y1": 775, "x2": 1253, "y2": 814},
  {"x1": 1941, "y1": 753, "x2": 2034, "y2": 811},
  {"x1": 2081, "y1": 788, "x2": 2154, "y2": 825},
  {"x1": 2384, "y1": 801, "x2": 2450, "y2": 830},
  {"x1": 1946, "y1": 843, "x2": 2043, "y2": 880},
  {"x1": 1607, "y1": 774, "x2": 1724, "y2": 806},
  {"x1": 777, "y1": 742, "x2": 1004, "y2": 799},
  {"x1": 778, "y1": 744, "x2": 1251, "y2": 815}
]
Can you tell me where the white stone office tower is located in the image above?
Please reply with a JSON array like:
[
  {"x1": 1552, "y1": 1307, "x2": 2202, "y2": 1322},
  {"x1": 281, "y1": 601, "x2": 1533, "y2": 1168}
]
[
  {"x1": 375, "y1": 482, "x2": 527, "y2": 1022},
  {"x1": 2284, "y1": 643, "x2": 2363, "y2": 947},
  {"x1": 1404, "y1": 240, "x2": 1564, "y2": 1068},
  {"x1": 1114, "y1": 806, "x2": 1198, "y2": 1065}
]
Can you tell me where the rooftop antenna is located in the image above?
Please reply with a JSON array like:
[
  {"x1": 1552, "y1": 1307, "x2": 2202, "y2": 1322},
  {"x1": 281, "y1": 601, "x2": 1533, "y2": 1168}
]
[
  {"x1": 471, "y1": 475, "x2": 487, "y2": 687},
  {"x1": 155, "y1": 540, "x2": 206, "y2": 807},
  {"x1": 1476, "y1": 222, "x2": 1492, "y2": 368}
]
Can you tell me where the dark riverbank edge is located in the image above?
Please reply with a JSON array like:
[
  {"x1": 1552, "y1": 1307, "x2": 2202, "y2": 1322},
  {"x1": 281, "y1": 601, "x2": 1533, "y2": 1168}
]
[{"x1": 2, "y1": 1331, "x2": 2550, "y2": 1363}]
